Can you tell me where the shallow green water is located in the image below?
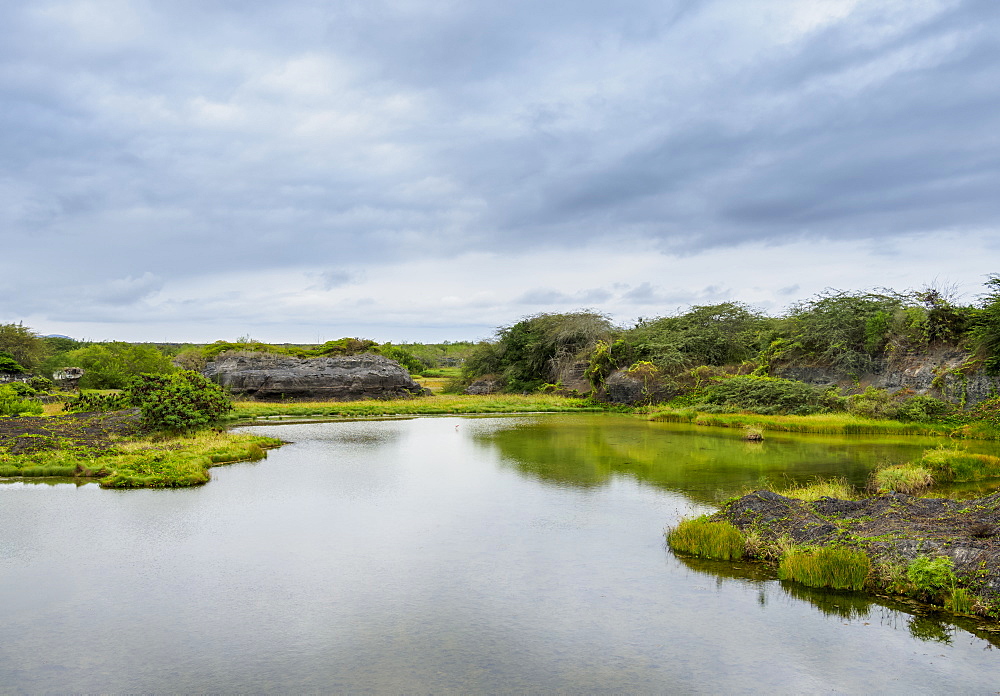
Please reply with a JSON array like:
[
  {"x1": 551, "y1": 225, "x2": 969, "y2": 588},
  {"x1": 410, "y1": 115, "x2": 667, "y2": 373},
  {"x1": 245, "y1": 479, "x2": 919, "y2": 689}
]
[{"x1": 1, "y1": 414, "x2": 999, "y2": 693}]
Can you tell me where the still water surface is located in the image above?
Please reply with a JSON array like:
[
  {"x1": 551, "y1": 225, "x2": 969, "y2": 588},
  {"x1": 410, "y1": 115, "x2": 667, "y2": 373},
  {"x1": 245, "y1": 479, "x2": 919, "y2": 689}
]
[{"x1": 1, "y1": 414, "x2": 999, "y2": 693}]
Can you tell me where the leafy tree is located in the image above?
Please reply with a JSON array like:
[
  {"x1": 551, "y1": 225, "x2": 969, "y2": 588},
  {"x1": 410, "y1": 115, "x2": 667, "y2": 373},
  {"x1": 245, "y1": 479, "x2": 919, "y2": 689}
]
[
  {"x1": 0, "y1": 323, "x2": 48, "y2": 371},
  {"x1": 48, "y1": 342, "x2": 177, "y2": 388},
  {"x1": 0, "y1": 351, "x2": 26, "y2": 374},
  {"x1": 626, "y1": 302, "x2": 769, "y2": 371},
  {"x1": 464, "y1": 312, "x2": 614, "y2": 391},
  {"x1": 970, "y1": 275, "x2": 1000, "y2": 374},
  {"x1": 779, "y1": 290, "x2": 907, "y2": 372}
]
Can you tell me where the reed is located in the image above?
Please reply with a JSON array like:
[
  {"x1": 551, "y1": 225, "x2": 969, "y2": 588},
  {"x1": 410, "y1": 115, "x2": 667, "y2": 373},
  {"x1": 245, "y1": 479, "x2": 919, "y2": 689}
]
[
  {"x1": 667, "y1": 516, "x2": 746, "y2": 560},
  {"x1": 778, "y1": 546, "x2": 870, "y2": 591}
]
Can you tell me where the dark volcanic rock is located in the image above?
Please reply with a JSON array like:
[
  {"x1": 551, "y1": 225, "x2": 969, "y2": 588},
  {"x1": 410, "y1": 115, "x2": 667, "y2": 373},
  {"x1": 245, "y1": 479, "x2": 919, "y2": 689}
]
[
  {"x1": 203, "y1": 353, "x2": 428, "y2": 401},
  {"x1": 717, "y1": 490, "x2": 1000, "y2": 606}
]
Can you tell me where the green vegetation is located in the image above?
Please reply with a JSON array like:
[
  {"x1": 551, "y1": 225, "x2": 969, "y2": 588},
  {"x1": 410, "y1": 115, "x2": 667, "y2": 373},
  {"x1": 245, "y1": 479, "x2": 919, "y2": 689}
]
[
  {"x1": 0, "y1": 323, "x2": 47, "y2": 371},
  {"x1": 460, "y1": 312, "x2": 614, "y2": 392},
  {"x1": 774, "y1": 477, "x2": 856, "y2": 501},
  {"x1": 46, "y1": 342, "x2": 178, "y2": 389},
  {"x1": 0, "y1": 430, "x2": 281, "y2": 488},
  {"x1": 232, "y1": 394, "x2": 607, "y2": 420},
  {"x1": 666, "y1": 516, "x2": 746, "y2": 560},
  {"x1": 0, "y1": 384, "x2": 43, "y2": 416},
  {"x1": 649, "y1": 409, "x2": 964, "y2": 437},
  {"x1": 918, "y1": 445, "x2": 1000, "y2": 482},
  {"x1": 778, "y1": 546, "x2": 871, "y2": 591},
  {"x1": 871, "y1": 463, "x2": 935, "y2": 494},
  {"x1": 696, "y1": 375, "x2": 839, "y2": 415}
]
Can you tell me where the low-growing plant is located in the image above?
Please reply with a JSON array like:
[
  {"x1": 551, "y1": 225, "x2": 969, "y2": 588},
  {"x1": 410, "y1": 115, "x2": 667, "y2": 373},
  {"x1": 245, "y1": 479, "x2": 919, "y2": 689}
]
[
  {"x1": 667, "y1": 516, "x2": 746, "y2": 560},
  {"x1": 871, "y1": 463, "x2": 935, "y2": 494},
  {"x1": 918, "y1": 444, "x2": 1000, "y2": 482},
  {"x1": 778, "y1": 546, "x2": 870, "y2": 591},
  {"x1": 906, "y1": 555, "x2": 956, "y2": 603},
  {"x1": 776, "y1": 477, "x2": 856, "y2": 501}
]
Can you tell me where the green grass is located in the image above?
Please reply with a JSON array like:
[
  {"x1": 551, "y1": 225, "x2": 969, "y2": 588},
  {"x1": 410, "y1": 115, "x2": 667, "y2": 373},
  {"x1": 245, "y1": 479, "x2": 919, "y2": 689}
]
[
  {"x1": 648, "y1": 409, "x2": 998, "y2": 438},
  {"x1": 0, "y1": 431, "x2": 283, "y2": 488},
  {"x1": 666, "y1": 516, "x2": 746, "y2": 560},
  {"x1": 918, "y1": 445, "x2": 1000, "y2": 482},
  {"x1": 231, "y1": 394, "x2": 608, "y2": 420},
  {"x1": 778, "y1": 546, "x2": 871, "y2": 591},
  {"x1": 872, "y1": 463, "x2": 935, "y2": 494},
  {"x1": 775, "y1": 477, "x2": 857, "y2": 501}
]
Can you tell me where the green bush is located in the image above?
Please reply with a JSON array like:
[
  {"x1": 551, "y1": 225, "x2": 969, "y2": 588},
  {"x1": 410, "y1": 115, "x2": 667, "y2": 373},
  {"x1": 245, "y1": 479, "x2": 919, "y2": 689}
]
[
  {"x1": 124, "y1": 371, "x2": 233, "y2": 433},
  {"x1": 846, "y1": 387, "x2": 900, "y2": 420},
  {"x1": 667, "y1": 516, "x2": 746, "y2": 560},
  {"x1": 0, "y1": 384, "x2": 43, "y2": 416},
  {"x1": 698, "y1": 375, "x2": 838, "y2": 415},
  {"x1": 896, "y1": 395, "x2": 953, "y2": 422}
]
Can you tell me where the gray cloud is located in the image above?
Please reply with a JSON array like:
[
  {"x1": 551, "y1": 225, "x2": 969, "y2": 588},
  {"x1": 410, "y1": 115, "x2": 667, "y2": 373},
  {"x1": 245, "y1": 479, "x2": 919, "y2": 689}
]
[{"x1": 2, "y1": 0, "x2": 998, "y2": 337}]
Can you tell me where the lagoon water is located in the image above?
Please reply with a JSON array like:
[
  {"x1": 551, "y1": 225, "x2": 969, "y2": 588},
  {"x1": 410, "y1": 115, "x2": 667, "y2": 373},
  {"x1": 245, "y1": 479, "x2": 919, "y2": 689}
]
[{"x1": 2, "y1": 414, "x2": 999, "y2": 693}]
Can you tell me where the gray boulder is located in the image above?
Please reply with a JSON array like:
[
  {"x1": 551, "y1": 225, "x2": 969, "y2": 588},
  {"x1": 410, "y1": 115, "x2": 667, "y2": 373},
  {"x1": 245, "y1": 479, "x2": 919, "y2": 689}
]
[{"x1": 202, "y1": 353, "x2": 428, "y2": 401}]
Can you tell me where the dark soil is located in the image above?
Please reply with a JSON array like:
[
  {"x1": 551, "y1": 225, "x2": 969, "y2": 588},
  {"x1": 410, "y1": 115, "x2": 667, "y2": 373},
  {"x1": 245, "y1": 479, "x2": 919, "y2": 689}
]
[
  {"x1": 0, "y1": 410, "x2": 144, "y2": 454},
  {"x1": 720, "y1": 490, "x2": 1000, "y2": 607}
]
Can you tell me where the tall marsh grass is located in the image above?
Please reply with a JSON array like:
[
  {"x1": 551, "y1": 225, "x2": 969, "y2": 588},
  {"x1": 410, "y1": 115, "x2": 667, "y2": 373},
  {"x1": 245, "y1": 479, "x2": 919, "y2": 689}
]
[
  {"x1": 778, "y1": 546, "x2": 870, "y2": 591},
  {"x1": 775, "y1": 477, "x2": 856, "y2": 501},
  {"x1": 667, "y1": 516, "x2": 746, "y2": 560},
  {"x1": 232, "y1": 394, "x2": 606, "y2": 420}
]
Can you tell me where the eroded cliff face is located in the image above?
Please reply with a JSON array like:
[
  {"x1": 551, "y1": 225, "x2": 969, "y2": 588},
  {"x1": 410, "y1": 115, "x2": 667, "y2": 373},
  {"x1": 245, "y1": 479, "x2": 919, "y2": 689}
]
[
  {"x1": 776, "y1": 346, "x2": 1000, "y2": 406},
  {"x1": 202, "y1": 353, "x2": 427, "y2": 401}
]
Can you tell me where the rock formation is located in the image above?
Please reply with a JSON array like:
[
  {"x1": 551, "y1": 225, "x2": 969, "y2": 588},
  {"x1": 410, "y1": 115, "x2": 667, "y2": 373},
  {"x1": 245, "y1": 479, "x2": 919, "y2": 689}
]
[{"x1": 202, "y1": 353, "x2": 428, "y2": 401}]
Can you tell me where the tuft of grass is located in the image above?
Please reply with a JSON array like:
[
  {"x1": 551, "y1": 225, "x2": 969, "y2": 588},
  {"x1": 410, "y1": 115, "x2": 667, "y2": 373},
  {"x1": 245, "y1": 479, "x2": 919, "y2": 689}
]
[
  {"x1": 871, "y1": 463, "x2": 935, "y2": 494},
  {"x1": 775, "y1": 477, "x2": 856, "y2": 501},
  {"x1": 778, "y1": 546, "x2": 871, "y2": 591},
  {"x1": 667, "y1": 516, "x2": 746, "y2": 560},
  {"x1": 918, "y1": 445, "x2": 1000, "y2": 482},
  {"x1": 946, "y1": 587, "x2": 974, "y2": 615}
]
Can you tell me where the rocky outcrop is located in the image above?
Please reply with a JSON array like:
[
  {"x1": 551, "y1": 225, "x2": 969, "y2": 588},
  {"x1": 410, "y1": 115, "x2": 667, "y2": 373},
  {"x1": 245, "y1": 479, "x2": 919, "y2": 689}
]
[
  {"x1": 464, "y1": 378, "x2": 502, "y2": 395},
  {"x1": 719, "y1": 490, "x2": 1000, "y2": 608},
  {"x1": 202, "y1": 353, "x2": 428, "y2": 401},
  {"x1": 775, "y1": 346, "x2": 1000, "y2": 406}
]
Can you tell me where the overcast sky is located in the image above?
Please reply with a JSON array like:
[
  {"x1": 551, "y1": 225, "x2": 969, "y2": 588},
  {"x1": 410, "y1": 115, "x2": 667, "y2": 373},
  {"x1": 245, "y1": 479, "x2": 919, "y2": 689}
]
[{"x1": 3, "y1": 0, "x2": 999, "y2": 343}]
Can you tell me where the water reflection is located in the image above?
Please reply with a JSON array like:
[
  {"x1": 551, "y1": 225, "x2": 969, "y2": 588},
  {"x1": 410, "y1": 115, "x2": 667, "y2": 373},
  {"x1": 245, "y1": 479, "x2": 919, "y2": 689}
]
[
  {"x1": 473, "y1": 414, "x2": 969, "y2": 503},
  {"x1": 674, "y1": 552, "x2": 1000, "y2": 650}
]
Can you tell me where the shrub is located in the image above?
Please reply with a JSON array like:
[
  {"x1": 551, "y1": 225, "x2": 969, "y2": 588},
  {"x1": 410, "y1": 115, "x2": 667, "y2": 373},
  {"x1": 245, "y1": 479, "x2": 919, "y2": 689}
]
[
  {"x1": 64, "y1": 391, "x2": 131, "y2": 413},
  {"x1": 698, "y1": 375, "x2": 837, "y2": 415},
  {"x1": 124, "y1": 371, "x2": 233, "y2": 433},
  {"x1": 846, "y1": 387, "x2": 900, "y2": 420},
  {"x1": 778, "y1": 546, "x2": 870, "y2": 591},
  {"x1": 0, "y1": 384, "x2": 43, "y2": 416},
  {"x1": 667, "y1": 516, "x2": 746, "y2": 560},
  {"x1": 896, "y1": 395, "x2": 953, "y2": 422}
]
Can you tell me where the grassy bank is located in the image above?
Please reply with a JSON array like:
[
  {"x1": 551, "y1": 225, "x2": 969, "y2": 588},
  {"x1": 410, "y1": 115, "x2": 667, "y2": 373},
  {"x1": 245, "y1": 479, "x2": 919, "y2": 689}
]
[
  {"x1": 0, "y1": 430, "x2": 283, "y2": 488},
  {"x1": 648, "y1": 408, "x2": 1000, "y2": 439},
  {"x1": 231, "y1": 394, "x2": 608, "y2": 420}
]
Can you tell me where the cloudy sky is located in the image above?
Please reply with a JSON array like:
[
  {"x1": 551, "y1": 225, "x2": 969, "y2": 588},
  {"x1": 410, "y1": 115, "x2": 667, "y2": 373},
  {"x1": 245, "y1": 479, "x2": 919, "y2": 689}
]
[{"x1": 3, "y1": 0, "x2": 999, "y2": 343}]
